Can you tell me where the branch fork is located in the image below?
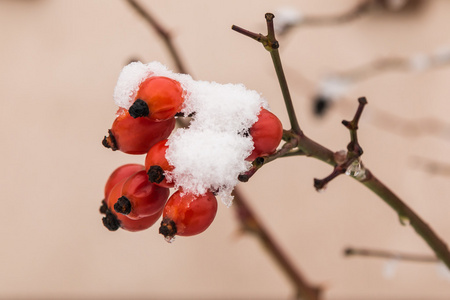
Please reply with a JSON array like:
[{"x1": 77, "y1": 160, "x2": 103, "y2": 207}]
[{"x1": 314, "y1": 97, "x2": 368, "y2": 191}]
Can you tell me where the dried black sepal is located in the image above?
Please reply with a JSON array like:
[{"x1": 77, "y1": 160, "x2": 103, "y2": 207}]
[
  {"x1": 159, "y1": 218, "x2": 177, "y2": 238},
  {"x1": 102, "y1": 210, "x2": 120, "y2": 231},
  {"x1": 114, "y1": 196, "x2": 132, "y2": 215},
  {"x1": 99, "y1": 199, "x2": 108, "y2": 214},
  {"x1": 102, "y1": 129, "x2": 118, "y2": 151},
  {"x1": 129, "y1": 99, "x2": 149, "y2": 118},
  {"x1": 148, "y1": 165, "x2": 165, "y2": 184}
]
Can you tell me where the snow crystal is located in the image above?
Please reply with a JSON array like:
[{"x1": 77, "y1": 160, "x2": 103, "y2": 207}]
[{"x1": 113, "y1": 61, "x2": 270, "y2": 206}]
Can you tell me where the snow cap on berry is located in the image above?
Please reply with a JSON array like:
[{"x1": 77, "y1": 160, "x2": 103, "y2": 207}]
[
  {"x1": 113, "y1": 61, "x2": 271, "y2": 206},
  {"x1": 113, "y1": 61, "x2": 192, "y2": 110},
  {"x1": 166, "y1": 129, "x2": 253, "y2": 205}
]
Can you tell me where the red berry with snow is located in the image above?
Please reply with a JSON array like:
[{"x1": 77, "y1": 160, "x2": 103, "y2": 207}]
[
  {"x1": 145, "y1": 139, "x2": 174, "y2": 188},
  {"x1": 246, "y1": 108, "x2": 283, "y2": 161},
  {"x1": 129, "y1": 76, "x2": 184, "y2": 121},
  {"x1": 102, "y1": 108, "x2": 176, "y2": 155},
  {"x1": 159, "y1": 190, "x2": 218, "y2": 240},
  {"x1": 113, "y1": 170, "x2": 169, "y2": 220}
]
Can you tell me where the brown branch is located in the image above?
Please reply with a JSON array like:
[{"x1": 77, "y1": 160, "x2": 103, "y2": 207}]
[
  {"x1": 233, "y1": 14, "x2": 302, "y2": 134},
  {"x1": 411, "y1": 156, "x2": 450, "y2": 177},
  {"x1": 344, "y1": 246, "x2": 439, "y2": 263},
  {"x1": 314, "y1": 97, "x2": 367, "y2": 191},
  {"x1": 300, "y1": 0, "x2": 372, "y2": 27},
  {"x1": 233, "y1": 189, "x2": 321, "y2": 300},
  {"x1": 277, "y1": 0, "x2": 425, "y2": 36},
  {"x1": 126, "y1": 0, "x2": 187, "y2": 74},
  {"x1": 275, "y1": 1, "x2": 371, "y2": 36},
  {"x1": 238, "y1": 130, "x2": 302, "y2": 182},
  {"x1": 232, "y1": 13, "x2": 450, "y2": 271}
]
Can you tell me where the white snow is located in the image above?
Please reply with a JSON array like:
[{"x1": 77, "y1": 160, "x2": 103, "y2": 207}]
[
  {"x1": 166, "y1": 129, "x2": 253, "y2": 206},
  {"x1": 113, "y1": 61, "x2": 270, "y2": 206},
  {"x1": 274, "y1": 7, "x2": 303, "y2": 34},
  {"x1": 113, "y1": 61, "x2": 193, "y2": 109},
  {"x1": 317, "y1": 76, "x2": 351, "y2": 100}
]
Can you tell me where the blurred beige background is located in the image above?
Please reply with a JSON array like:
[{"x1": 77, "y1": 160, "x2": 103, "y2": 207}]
[{"x1": 1, "y1": 0, "x2": 450, "y2": 299}]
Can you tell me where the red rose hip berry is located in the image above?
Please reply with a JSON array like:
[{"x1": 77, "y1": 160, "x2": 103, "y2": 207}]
[
  {"x1": 100, "y1": 163, "x2": 145, "y2": 215},
  {"x1": 104, "y1": 164, "x2": 145, "y2": 200},
  {"x1": 159, "y1": 190, "x2": 218, "y2": 241},
  {"x1": 113, "y1": 170, "x2": 169, "y2": 220},
  {"x1": 246, "y1": 108, "x2": 283, "y2": 161},
  {"x1": 129, "y1": 76, "x2": 184, "y2": 121},
  {"x1": 145, "y1": 139, "x2": 174, "y2": 188},
  {"x1": 102, "y1": 108, "x2": 176, "y2": 155},
  {"x1": 102, "y1": 180, "x2": 163, "y2": 232}
]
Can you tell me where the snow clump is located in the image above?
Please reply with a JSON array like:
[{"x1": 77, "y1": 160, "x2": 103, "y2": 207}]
[{"x1": 113, "y1": 61, "x2": 270, "y2": 206}]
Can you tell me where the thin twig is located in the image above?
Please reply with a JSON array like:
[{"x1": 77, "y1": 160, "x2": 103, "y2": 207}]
[
  {"x1": 300, "y1": 0, "x2": 372, "y2": 27},
  {"x1": 344, "y1": 246, "x2": 439, "y2": 263},
  {"x1": 277, "y1": 0, "x2": 425, "y2": 36},
  {"x1": 233, "y1": 13, "x2": 302, "y2": 134},
  {"x1": 233, "y1": 189, "x2": 321, "y2": 300},
  {"x1": 238, "y1": 131, "x2": 301, "y2": 182},
  {"x1": 411, "y1": 156, "x2": 450, "y2": 177},
  {"x1": 126, "y1": 0, "x2": 187, "y2": 74},
  {"x1": 314, "y1": 97, "x2": 367, "y2": 190},
  {"x1": 233, "y1": 13, "x2": 450, "y2": 271}
]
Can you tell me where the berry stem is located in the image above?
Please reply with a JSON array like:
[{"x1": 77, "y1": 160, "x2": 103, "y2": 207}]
[{"x1": 238, "y1": 134, "x2": 300, "y2": 182}]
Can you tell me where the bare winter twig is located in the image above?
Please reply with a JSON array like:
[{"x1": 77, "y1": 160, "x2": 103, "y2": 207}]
[
  {"x1": 232, "y1": 12, "x2": 450, "y2": 272},
  {"x1": 233, "y1": 189, "x2": 321, "y2": 300},
  {"x1": 344, "y1": 246, "x2": 439, "y2": 263},
  {"x1": 126, "y1": 0, "x2": 187, "y2": 74}
]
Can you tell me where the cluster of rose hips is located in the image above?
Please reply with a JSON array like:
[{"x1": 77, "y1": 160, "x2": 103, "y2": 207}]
[{"x1": 100, "y1": 74, "x2": 283, "y2": 241}]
